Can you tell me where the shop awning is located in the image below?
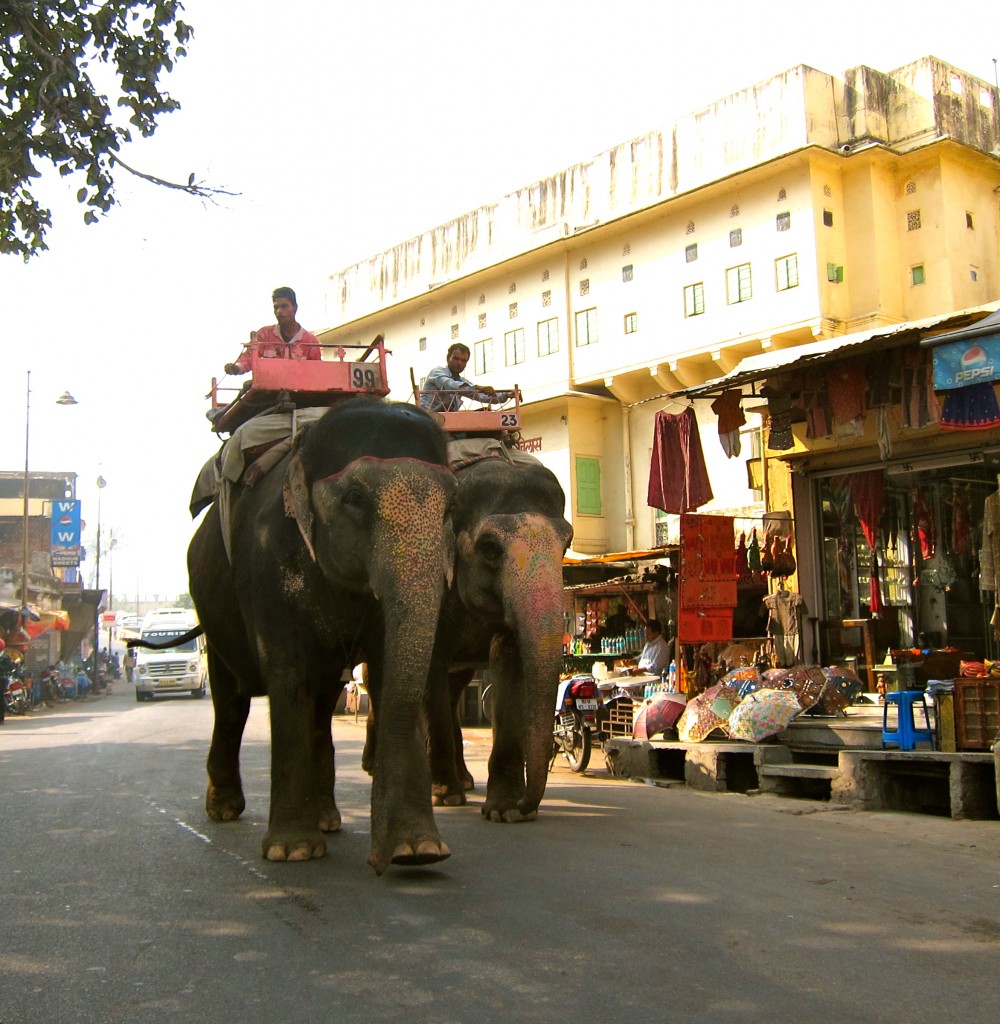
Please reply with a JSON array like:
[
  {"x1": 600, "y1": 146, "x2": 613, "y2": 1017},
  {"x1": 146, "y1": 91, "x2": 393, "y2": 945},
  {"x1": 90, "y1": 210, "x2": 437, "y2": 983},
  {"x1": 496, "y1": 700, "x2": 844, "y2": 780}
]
[
  {"x1": 564, "y1": 547, "x2": 672, "y2": 565},
  {"x1": 672, "y1": 307, "x2": 997, "y2": 400}
]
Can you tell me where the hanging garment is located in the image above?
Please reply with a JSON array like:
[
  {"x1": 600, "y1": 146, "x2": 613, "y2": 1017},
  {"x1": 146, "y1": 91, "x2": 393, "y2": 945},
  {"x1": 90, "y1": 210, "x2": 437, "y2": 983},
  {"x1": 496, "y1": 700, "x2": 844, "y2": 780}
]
[
  {"x1": 710, "y1": 390, "x2": 746, "y2": 459},
  {"x1": 981, "y1": 491, "x2": 1000, "y2": 592},
  {"x1": 647, "y1": 407, "x2": 714, "y2": 514},
  {"x1": 940, "y1": 382, "x2": 1000, "y2": 430},
  {"x1": 901, "y1": 348, "x2": 941, "y2": 428},
  {"x1": 875, "y1": 406, "x2": 892, "y2": 461},
  {"x1": 747, "y1": 528, "x2": 762, "y2": 573},
  {"x1": 763, "y1": 589, "x2": 807, "y2": 667},
  {"x1": 913, "y1": 487, "x2": 935, "y2": 559},
  {"x1": 828, "y1": 359, "x2": 868, "y2": 424},
  {"x1": 847, "y1": 470, "x2": 885, "y2": 549},
  {"x1": 802, "y1": 372, "x2": 833, "y2": 439},
  {"x1": 763, "y1": 387, "x2": 795, "y2": 451},
  {"x1": 951, "y1": 486, "x2": 972, "y2": 557},
  {"x1": 869, "y1": 549, "x2": 884, "y2": 616}
]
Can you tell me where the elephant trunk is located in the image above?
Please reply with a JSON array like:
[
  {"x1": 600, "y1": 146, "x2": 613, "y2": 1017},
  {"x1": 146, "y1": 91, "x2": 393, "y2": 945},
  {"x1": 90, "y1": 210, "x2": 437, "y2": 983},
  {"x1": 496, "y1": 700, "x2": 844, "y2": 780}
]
[{"x1": 499, "y1": 518, "x2": 567, "y2": 817}]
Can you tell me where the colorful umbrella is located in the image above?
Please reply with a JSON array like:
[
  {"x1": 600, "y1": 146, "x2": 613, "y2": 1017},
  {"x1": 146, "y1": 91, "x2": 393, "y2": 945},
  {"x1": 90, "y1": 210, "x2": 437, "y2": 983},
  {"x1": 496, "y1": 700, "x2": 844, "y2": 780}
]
[
  {"x1": 721, "y1": 667, "x2": 761, "y2": 697},
  {"x1": 764, "y1": 665, "x2": 828, "y2": 712},
  {"x1": 676, "y1": 684, "x2": 740, "y2": 742},
  {"x1": 633, "y1": 692, "x2": 687, "y2": 740},
  {"x1": 814, "y1": 667, "x2": 864, "y2": 714},
  {"x1": 727, "y1": 688, "x2": 802, "y2": 742}
]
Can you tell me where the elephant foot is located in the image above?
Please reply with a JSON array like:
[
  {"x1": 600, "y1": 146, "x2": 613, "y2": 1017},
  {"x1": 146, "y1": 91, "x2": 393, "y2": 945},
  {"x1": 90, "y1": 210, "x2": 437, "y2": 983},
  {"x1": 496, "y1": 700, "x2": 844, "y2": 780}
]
[
  {"x1": 261, "y1": 828, "x2": 327, "y2": 862},
  {"x1": 482, "y1": 793, "x2": 539, "y2": 823},
  {"x1": 367, "y1": 834, "x2": 451, "y2": 875},
  {"x1": 206, "y1": 782, "x2": 245, "y2": 821},
  {"x1": 319, "y1": 804, "x2": 342, "y2": 833},
  {"x1": 431, "y1": 781, "x2": 468, "y2": 807},
  {"x1": 462, "y1": 773, "x2": 475, "y2": 792},
  {"x1": 432, "y1": 791, "x2": 467, "y2": 807}
]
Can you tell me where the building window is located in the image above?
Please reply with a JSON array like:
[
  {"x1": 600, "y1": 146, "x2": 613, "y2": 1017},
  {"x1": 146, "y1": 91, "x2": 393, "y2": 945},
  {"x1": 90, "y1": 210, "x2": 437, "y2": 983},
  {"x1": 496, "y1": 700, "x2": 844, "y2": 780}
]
[
  {"x1": 823, "y1": 184, "x2": 832, "y2": 198},
  {"x1": 911, "y1": 264, "x2": 925, "y2": 286},
  {"x1": 478, "y1": 293, "x2": 486, "y2": 305},
  {"x1": 575, "y1": 456, "x2": 602, "y2": 516},
  {"x1": 537, "y1": 317, "x2": 559, "y2": 356},
  {"x1": 685, "y1": 243, "x2": 698, "y2": 263},
  {"x1": 509, "y1": 282, "x2": 517, "y2": 294},
  {"x1": 541, "y1": 289, "x2": 551, "y2": 307},
  {"x1": 542, "y1": 268, "x2": 550, "y2": 281},
  {"x1": 450, "y1": 324, "x2": 459, "y2": 340},
  {"x1": 419, "y1": 317, "x2": 425, "y2": 326},
  {"x1": 418, "y1": 336, "x2": 427, "y2": 351},
  {"x1": 624, "y1": 312, "x2": 637, "y2": 334},
  {"x1": 729, "y1": 228, "x2": 742, "y2": 248},
  {"x1": 775, "y1": 254, "x2": 799, "y2": 291},
  {"x1": 823, "y1": 209, "x2": 834, "y2": 227},
  {"x1": 478, "y1": 313, "x2": 487, "y2": 329},
  {"x1": 622, "y1": 264, "x2": 633, "y2": 282},
  {"x1": 777, "y1": 188, "x2": 787, "y2": 201},
  {"x1": 726, "y1": 263, "x2": 752, "y2": 303},
  {"x1": 905, "y1": 180, "x2": 917, "y2": 195},
  {"x1": 971, "y1": 266, "x2": 979, "y2": 283},
  {"x1": 579, "y1": 258, "x2": 588, "y2": 271},
  {"x1": 686, "y1": 221, "x2": 695, "y2": 234},
  {"x1": 505, "y1": 328, "x2": 525, "y2": 366},
  {"x1": 683, "y1": 282, "x2": 705, "y2": 317},
  {"x1": 950, "y1": 74, "x2": 963, "y2": 94},
  {"x1": 827, "y1": 263, "x2": 844, "y2": 283},
  {"x1": 907, "y1": 210, "x2": 921, "y2": 231},
  {"x1": 575, "y1": 307, "x2": 599, "y2": 347},
  {"x1": 966, "y1": 211, "x2": 975, "y2": 229},
  {"x1": 776, "y1": 211, "x2": 791, "y2": 232},
  {"x1": 474, "y1": 338, "x2": 493, "y2": 374},
  {"x1": 580, "y1": 279, "x2": 590, "y2": 296},
  {"x1": 623, "y1": 243, "x2": 631, "y2": 256},
  {"x1": 509, "y1": 302, "x2": 518, "y2": 319},
  {"x1": 981, "y1": 88, "x2": 993, "y2": 108},
  {"x1": 451, "y1": 305, "x2": 458, "y2": 316},
  {"x1": 730, "y1": 204, "x2": 740, "y2": 217}
]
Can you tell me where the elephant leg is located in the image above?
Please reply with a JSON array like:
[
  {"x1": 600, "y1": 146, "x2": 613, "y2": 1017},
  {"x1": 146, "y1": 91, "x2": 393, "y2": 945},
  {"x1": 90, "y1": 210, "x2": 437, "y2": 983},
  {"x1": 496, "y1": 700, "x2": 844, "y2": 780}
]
[
  {"x1": 262, "y1": 683, "x2": 327, "y2": 862},
  {"x1": 482, "y1": 639, "x2": 535, "y2": 823},
  {"x1": 428, "y1": 667, "x2": 475, "y2": 807},
  {"x1": 314, "y1": 687, "x2": 342, "y2": 834},
  {"x1": 205, "y1": 650, "x2": 250, "y2": 822}
]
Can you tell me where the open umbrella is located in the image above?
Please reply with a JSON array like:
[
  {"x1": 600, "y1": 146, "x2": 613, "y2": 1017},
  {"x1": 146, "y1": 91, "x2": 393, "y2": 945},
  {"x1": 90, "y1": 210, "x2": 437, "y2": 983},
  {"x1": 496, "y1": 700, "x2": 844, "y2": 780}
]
[
  {"x1": 633, "y1": 692, "x2": 687, "y2": 740},
  {"x1": 764, "y1": 665, "x2": 828, "y2": 712},
  {"x1": 812, "y1": 666, "x2": 864, "y2": 715},
  {"x1": 727, "y1": 688, "x2": 802, "y2": 742},
  {"x1": 722, "y1": 666, "x2": 761, "y2": 697},
  {"x1": 676, "y1": 684, "x2": 740, "y2": 742}
]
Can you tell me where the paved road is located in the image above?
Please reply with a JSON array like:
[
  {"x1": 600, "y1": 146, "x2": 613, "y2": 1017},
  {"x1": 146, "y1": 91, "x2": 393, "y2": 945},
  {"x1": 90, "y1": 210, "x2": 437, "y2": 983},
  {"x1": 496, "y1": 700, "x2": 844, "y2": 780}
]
[{"x1": 2, "y1": 685, "x2": 999, "y2": 1024}]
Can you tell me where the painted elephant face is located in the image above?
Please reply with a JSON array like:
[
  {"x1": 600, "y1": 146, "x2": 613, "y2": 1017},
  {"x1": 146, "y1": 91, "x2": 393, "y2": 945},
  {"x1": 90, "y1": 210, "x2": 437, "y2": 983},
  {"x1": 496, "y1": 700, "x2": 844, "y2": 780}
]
[{"x1": 285, "y1": 455, "x2": 456, "y2": 595}]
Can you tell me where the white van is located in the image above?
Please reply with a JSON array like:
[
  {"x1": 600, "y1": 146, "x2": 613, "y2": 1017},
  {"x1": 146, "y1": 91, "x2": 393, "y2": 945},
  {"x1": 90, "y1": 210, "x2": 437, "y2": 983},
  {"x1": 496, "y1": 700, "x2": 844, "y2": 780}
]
[{"x1": 134, "y1": 613, "x2": 208, "y2": 702}]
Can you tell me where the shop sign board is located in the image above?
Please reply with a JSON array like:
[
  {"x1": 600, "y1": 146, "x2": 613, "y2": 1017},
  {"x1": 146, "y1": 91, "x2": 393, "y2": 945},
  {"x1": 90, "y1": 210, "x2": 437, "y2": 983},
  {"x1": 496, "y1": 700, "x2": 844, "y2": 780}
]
[
  {"x1": 932, "y1": 333, "x2": 1000, "y2": 390},
  {"x1": 50, "y1": 499, "x2": 81, "y2": 568}
]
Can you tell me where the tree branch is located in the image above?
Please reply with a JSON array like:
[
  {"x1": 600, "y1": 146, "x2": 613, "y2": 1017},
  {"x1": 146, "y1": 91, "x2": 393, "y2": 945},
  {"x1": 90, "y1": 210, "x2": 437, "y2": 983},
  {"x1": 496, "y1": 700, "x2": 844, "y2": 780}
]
[{"x1": 110, "y1": 154, "x2": 239, "y2": 200}]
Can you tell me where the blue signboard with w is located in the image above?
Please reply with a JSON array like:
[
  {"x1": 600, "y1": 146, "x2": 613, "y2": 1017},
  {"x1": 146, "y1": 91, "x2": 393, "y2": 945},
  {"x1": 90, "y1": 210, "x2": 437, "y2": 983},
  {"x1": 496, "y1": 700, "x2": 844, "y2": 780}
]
[{"x1": 51, "y1": 500, "x2": 81, "y2": 567}]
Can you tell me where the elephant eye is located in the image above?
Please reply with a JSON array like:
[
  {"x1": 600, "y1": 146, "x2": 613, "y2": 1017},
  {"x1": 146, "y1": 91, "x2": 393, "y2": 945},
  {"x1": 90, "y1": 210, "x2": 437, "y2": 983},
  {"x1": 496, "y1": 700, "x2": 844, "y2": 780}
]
[
  {"x1": 341, "y1": 486, "x2": 370, "y2": 516},
  {"x1": 475, "y1": 534, "x2": 505, "y2": 567}
]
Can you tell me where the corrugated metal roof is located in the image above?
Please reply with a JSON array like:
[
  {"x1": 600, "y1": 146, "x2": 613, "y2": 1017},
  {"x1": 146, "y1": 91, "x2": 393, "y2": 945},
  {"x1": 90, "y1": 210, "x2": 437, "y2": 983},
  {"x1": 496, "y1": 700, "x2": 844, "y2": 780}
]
[{"x1": 673, "y1": 305, "x2": 999, "y2": 399}]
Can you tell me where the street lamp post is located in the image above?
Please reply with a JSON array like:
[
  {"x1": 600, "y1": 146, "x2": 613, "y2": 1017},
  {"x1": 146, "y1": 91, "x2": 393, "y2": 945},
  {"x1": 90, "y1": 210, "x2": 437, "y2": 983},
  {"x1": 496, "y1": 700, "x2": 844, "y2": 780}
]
[{"x1": 93, "y1": 474, "x2": 106, "y2": 668}]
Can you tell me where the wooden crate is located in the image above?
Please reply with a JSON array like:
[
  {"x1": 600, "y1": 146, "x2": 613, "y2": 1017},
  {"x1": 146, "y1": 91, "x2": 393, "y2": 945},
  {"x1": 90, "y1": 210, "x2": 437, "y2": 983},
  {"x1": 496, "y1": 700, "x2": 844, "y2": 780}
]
[{"x1": 954, "y1": 678, "x2": 1000, "y2": 750}]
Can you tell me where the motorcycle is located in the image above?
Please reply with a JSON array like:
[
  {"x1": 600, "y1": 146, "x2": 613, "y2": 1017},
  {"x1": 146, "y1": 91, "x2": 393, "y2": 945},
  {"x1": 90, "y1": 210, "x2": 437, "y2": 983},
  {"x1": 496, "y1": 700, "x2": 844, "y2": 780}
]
[
  {"x1": 551, "y1": 674, "x2": 601, "y2": 773},
  {"x1": 3, "y1": 675, "x2": 31, "y2": 716},
  {"x1": 480, "y1": 674, "x2": 601, "y2": 773}
]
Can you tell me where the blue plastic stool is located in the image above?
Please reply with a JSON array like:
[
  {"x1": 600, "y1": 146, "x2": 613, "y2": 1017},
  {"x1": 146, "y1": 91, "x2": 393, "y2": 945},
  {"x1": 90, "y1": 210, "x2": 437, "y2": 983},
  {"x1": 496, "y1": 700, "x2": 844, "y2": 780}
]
[{"x1": 882, "y1": 690, "x2": 935, "y2": 751}]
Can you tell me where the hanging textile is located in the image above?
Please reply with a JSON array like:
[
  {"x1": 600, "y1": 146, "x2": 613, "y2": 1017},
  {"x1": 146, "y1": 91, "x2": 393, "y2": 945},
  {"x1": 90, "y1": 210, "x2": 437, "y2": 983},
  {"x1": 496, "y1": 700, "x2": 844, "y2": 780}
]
[
  {"x1": 647, "y1": 407, "x2": 714, "y2": 514},
  {"x1": 981, "y1": 491, "x2": 1000, "y2": 592},
  {"x1": 940, "y1": 382, "x2": 1000, "y2": 430},
  {"x1": 761, "y1": 386, "x2": 794, "y2": 451},
  {"x1": 901, "y1": 348, "x2": 940, "y2": 428},
  {"x1": 912, "y1": 487, "x2": 935, "y2": 559},
  {"x1": 710, "y1": 390, "x2": 746, "y2": 458},
  {"x1": 735, "y1": 533, "x2": 750, "y2": 582},
  {"x1": 828, "y1": 358, "x2": 868, "y2": 425},
  {"x1": 747, "y1": 528, "x2": 762, "y2": 573},
  {"x1": 763, "y1": 589, "x2": 807, "y2": 667},
  {"x1": 847, "y1": 470, "x2": 884, "y2": 549}
]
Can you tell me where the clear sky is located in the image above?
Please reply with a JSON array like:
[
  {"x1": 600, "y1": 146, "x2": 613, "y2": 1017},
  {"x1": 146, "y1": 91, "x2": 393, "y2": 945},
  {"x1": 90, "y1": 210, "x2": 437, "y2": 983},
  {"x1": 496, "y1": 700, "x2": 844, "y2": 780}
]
[{"x1": 2, "y1": 0, "x2": 997, "y2": 601}]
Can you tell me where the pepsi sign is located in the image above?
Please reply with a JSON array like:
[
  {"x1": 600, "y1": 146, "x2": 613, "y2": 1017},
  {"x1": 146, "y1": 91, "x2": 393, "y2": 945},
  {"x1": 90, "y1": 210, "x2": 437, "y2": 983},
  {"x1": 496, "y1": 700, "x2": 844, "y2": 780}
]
[{"x1": 932, "y1": 335, "x2": 1000, "y2": 391}]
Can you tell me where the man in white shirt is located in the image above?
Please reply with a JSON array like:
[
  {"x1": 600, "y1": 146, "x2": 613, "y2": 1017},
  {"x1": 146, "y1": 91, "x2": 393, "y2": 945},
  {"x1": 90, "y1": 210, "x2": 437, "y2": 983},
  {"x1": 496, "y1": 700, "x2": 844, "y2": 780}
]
[{"x1": 636, "y1": 619, "x2": 672, "y2": 676}]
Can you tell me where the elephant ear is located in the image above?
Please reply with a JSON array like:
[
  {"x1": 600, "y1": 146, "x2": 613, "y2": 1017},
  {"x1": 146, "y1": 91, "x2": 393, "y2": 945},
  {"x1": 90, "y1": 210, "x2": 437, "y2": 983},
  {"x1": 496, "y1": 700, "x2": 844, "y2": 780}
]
[{"x1": 282, "y1": 449, "x2": 317, "y2": 562}]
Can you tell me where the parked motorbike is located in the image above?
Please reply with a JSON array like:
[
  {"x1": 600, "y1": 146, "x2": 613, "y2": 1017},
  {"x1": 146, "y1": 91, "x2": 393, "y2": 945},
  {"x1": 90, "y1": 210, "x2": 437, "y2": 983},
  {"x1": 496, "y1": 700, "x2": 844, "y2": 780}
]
[
  {"x1": 3, "y1": 675, "x2": 31, "y2": 716},
  {"x1": 551, "y1": 674, "x2": 601, "y2": 773}
]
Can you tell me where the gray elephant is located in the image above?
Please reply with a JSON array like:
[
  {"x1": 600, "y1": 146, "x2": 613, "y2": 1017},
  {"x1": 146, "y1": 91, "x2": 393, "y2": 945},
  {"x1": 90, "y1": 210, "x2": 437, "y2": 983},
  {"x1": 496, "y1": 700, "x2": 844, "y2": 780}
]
[
  {"x1": 423, "y1": 451, "x2": 573, "y2": 821},
  {"x1": 188, "y1": 398, "x2": 456, "y2": 874}
]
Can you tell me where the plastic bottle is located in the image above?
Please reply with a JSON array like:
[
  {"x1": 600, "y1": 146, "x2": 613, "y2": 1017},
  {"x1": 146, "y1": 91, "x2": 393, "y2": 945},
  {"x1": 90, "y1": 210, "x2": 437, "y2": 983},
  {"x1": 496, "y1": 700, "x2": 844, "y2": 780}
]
[{"x1": 668, "y1": 660, "x2": 677, "y2": 692}]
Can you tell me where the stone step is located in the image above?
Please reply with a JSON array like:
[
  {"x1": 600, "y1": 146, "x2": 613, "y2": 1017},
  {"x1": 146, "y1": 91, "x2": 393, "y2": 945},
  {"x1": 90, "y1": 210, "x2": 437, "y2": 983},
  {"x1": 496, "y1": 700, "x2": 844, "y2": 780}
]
[{"x1": 759, "y1": 763, "x2": 840, "y2": 780}]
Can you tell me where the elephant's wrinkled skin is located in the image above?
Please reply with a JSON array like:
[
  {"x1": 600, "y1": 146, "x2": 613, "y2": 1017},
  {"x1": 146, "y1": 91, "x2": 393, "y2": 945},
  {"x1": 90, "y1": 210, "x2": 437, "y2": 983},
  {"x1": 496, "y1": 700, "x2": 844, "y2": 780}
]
[
  {"x1": 424, "y1": 456, "x2": 572, "y2": 821},
  {"x1": 188, "y1": 399, "x2": 456, "y2": 874}
]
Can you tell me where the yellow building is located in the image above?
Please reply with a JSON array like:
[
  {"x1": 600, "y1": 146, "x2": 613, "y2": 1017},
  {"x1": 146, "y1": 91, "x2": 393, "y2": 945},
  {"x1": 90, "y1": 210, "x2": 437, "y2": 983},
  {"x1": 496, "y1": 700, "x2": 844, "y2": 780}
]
[{"x1": 318, "y1": 56, "x2": 1000, "y2": 673}]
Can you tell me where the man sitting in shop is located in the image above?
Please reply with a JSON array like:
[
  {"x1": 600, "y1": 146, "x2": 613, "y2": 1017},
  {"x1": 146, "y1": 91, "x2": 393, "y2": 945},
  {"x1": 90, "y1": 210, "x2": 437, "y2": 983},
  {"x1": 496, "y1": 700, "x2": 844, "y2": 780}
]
[{"x1": 632, "y1": 619, "x2": 672, "y2": 677}]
